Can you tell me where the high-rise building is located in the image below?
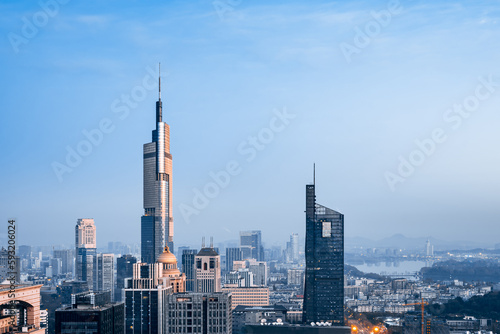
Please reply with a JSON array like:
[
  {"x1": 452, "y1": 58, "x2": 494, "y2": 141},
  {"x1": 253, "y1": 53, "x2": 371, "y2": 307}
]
[
  {"x1": 75, "y1": 218, "x2": 97, "y2": 289},
  {"x1": 303, "y1": 178, "x2": 344, "y2": 325},
  {"x1": 124, "y1": 246, "x2": 186, "y2": 334},
  {"x1": 226, "y1": 247, "x2": 243, "y2": 272},
  {"x1": 115, "y1": 254, "x2": 137, "y2": 302},
  {"x1": 240, "y1": 231, "x2": 264, "y2": 261},
  {"x1": 94, "y1": 253, "x2": 114, "y2": 298},
  {"x1": 165, "y1": 292, "x2": 232, "y2": 334},
  {"x1": 426, "y1": 239, "x2": 434, "y2": 256},
  {"x1": 181, "y1": 249, "x2": 197, "y2": 292},
  {"x1": 55, "y1": 291, "x2": 124, "y2": 334},
  {"x1": 141, "y1": 68, "x2": 174, "y2": 264},
  {"x1": 53, "y1": 249, "x2": 74, "y2": 275},
  {"x1": 290, "y1": 233, "x2": 299, "y2": 261},
  {"x1": 194, "y1": 240, "x2": 221, "y2": 293}
]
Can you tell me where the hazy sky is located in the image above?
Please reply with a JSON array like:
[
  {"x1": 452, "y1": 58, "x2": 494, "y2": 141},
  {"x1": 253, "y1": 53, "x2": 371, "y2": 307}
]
[{"x1": 1, "y1": 0, "x2": 499, "y2": 249}]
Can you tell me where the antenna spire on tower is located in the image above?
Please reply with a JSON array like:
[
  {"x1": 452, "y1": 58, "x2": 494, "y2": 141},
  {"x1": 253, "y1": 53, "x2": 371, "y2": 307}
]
[
  {"x1": 313, "y1": 163, "x2": 316, "y2": 186},
  {"x1": 158, "y1": 62, "x2": 161, "y2": 100}
]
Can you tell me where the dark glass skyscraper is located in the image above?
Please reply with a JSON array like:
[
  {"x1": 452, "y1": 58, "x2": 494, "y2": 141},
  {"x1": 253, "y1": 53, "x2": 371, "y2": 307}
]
[
  {"x1": 303, "y1": 181, "x2": 344, "y2": 325},
  {"x1": 181, "y1": 249, "x2": 197, "y2": 292},
  {"x1": 141, "y1": 66, "x2": 174, "y2": 263}
]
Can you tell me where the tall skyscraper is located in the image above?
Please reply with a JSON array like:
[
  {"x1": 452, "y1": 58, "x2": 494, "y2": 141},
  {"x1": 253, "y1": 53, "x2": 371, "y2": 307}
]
[
  {"x1": 181, "y1": 249, "x2": 197, "y2": 292},
  {"x1": 240, "y1": 231, "x2": 264, "y2": 261},
  {"x1": 225, "y1": 247, "x2": 243, "y2": 272},
  {"x1": 194, "y1": 239, "x2": 221, "y2": 293},
  {"x1": 75, "y1": 218, "x2": 97, "y2": 289},
  {"x1": 426, "y1": 239, "x2": 434, "y2": 256},
  {"x1": 94, "y1": 253, "x2": 114, "y2": 298},
  {"x1": 290, "y1": 233, "x2": 299, "y2": 261},
  {"x1": 303, "y1": 177, "x2": 344, "y2": 325},
  {"x1": 115, "y1": 254, "x2": 137, "y2": 302},
  {"x1": 141, "y1": 66, "x2": 174, "y2": 264}
]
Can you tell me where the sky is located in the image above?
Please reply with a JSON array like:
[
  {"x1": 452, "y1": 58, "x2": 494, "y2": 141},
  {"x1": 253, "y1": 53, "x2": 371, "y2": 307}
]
[{"x1": 1, "y1": 0, "x2": 499, "y2": 249}]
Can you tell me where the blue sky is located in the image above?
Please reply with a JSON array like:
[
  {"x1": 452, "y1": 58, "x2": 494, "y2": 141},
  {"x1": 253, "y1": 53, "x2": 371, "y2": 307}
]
[{"x1": 1, "y1": 0, "x2": 499, "y2": 249}]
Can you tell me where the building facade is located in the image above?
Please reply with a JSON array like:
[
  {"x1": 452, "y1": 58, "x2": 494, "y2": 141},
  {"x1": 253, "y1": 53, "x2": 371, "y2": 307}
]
[
  {"x1": 165, "y1": 292, "x2": 232, "y2": 334},
  {"x1": 124, "y1": 246, "x2": 186, "y2": 334},
  {"x1": 303, "y1": 181, "x2": 344, "y2": 325},
  {"x1": 75, "y1": 218, "x2": 97, "y2": 289},
  {"x1": 141, "y1": 70, "x2": 174, "y2": 263},
  {"x1": 194, "y1": 246, "x2": 221, "y2": 293},
  {"x1": 182, "y1": 249, "x2": 198, "y2": 292},
  {"x1": 240, "y1": 231, "x2": 264, "y2": 261},
  {"x1": 55, "y1": 291, "x2": 124, "y2": 334},
  {"x1": 94, "y1": 253, "x2": 114, "y2": 297},
  {"x1": 221, "y1": 287, "x2": 269, "y2": 310},
  {"x1": 116, "y1": 254, "x2": 137, "y2": 302},
  {"x1": 226, "y1": 247, "x2": 243, "y2": 272}
]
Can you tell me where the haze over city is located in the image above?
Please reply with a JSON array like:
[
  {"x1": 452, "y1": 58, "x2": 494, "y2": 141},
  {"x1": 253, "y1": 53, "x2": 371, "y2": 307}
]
[{"x1": 1, "y1": 0, "x2": 500, "y2": 248}]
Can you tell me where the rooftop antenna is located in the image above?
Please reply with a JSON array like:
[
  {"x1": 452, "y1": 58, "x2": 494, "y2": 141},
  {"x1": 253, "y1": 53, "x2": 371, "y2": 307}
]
[
  {"x1": 313, "y1": 163, "x2": 316, "y2": 186},
  {"x1": 210, "y1": 237, "x2": 214, "y2": 248},
  {"x1": 158, "y1": 62, "x2": 161, "y2": 100},
  {"x1": 202, "y1": 237, "x2": 205, "y2": 248}
]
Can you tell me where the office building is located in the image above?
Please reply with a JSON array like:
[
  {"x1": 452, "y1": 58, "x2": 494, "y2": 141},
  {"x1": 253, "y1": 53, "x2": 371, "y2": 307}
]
[
  {"x1": 124, "y1": 245, "x2": 186, "y2": 334},
  {"x1": 94, "y1": 253, "x2": 114, "y2": 297},
  {"x1": 55, "y1": 291, "x2": 124, "y2": 334},
  {"x1": 426, "y1": 239, "x2": 434, "y2": 257},
  {"x1": 246, "y1": 259, "x2": 267, "y2": 287},
  {"x1": 181, "y1": 249, "x2": 197, "y2": 292},
  {"x1": 116, "y1": 254, "x2": 137, "y2": 302},
  {"x1": 240, "y1": 231, "x2": 264, "y2": 261},
  {"x1": 75, "y1": 218, "x2": 97, "y2": 289},
  {"x1": 141, "y1": 68, "x2": 174, "y2": 263},
  {"x1": 286, "y1": 233, "x2": 300, "y2": 262},
  {"x1": 226, "y1": 247, "x2": 243, "y2": 272},
  {"x1": 303, "y1": 177, "x2": 344, "y2": 325},
  {"x1": 225, "y1": 269, "x2": 254, "y2": 288},
  {"x1": 194, "y1": 240, "x2": 221, "y2": 293},
  {"x1": 221, "y1": 286, "x2": 269, "y2": 309},
  {"x1": 53, "y1": 249, "x2": 74, "y2": 275},
  {"x1": 165, "y1": 292, "x2": 232, "y2": 334},
  {"x1": 287, "y1": 269, "x2": 304, "y2": 286}
]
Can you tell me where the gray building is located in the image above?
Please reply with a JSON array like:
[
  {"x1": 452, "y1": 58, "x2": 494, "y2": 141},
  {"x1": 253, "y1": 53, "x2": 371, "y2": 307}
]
[
  {"x1": 226, "y1": 247, "x2": 243, "y2": 272},
  {"x1": 240, "y1": 231, "x2": 264, "y2": 261},
  {"x1": 94, "y1": 253, "x2": 114, "y2": 297},
  {"x1": 165, "y1": 292, "x2": 232, "y2": 334},
  {"x1": 141, "y1": 69, "x2": 174, "y2": 263},
  {"x1": 53, "y1": 249, "x2": 74, "y2": 275}
]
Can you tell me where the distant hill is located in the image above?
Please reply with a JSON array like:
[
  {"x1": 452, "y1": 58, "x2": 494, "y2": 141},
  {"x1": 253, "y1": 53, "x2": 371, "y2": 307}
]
[{"x1": 345, "y1": 234, "x2": 488, "y2": 251}]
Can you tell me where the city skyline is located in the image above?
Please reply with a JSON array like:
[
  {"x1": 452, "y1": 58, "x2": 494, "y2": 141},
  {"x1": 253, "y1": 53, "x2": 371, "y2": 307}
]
[{"x1": 2, "y1": 0, "x2": 500, "y2": 248}]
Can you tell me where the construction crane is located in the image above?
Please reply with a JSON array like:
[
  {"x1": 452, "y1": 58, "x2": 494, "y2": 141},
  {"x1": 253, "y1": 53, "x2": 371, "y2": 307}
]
[{"x1": 404, "y1": 298, "x2": 429, "y2": 334}]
